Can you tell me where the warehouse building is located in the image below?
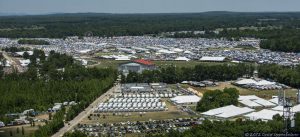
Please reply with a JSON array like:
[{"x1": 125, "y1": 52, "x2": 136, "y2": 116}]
[{"x1": 118, "y1": 59, "x2": 156, "y2": 75}]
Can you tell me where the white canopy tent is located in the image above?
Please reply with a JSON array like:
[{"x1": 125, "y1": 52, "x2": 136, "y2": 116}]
[
  {"x1": 170, "y1": 95, "x2": 200, "y2": 104},
  {"x1": 201, "y1": 105, "x2": 254, "y2": 118},
  {"x1": 244, "y1": 109, "x2": 283, "y2": 121}
]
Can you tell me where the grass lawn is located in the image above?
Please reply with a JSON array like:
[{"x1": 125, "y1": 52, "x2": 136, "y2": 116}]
[
  {"x1": 94, "y1": 59, "x2": 127, "y2": 68},
  {"x1": 93, "y1": 59, "x2": 235, "y2": 69},
  {"x1": 0, "y1": 123, "x2": 43, "y2": 137},
  {"x1": 81, "y1": 99, "x2": 196, "y2": 124}
]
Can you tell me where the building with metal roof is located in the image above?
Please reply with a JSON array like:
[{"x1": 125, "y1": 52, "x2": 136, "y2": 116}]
[{"x1": 118, "y1": 59, "x2": 156, "y2": 75}]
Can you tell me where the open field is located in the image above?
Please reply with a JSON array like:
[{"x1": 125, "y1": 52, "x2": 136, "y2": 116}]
[
  {"x1": 94, "y1": 59, "x2": 126, "y2": 68},
  {"x1": 93, "y1": 59, "x2": 235, "y2": 69},
  {"x1": 179, "y1": 82, "x2": 298, "y2": 100},
  {"x1": 81, "y1": 99, "x2": 196, "y2": 124},
  {"x1": 153, "y1": 60, "x2": 232, "y2": 68},
  {"x1": 0, "y1": 123, "x2": 44, "y2": 137}
]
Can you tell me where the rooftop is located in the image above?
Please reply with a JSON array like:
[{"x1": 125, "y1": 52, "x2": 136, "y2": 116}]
[{"x1": 133, "y1": 59, "x2": 154, "y2": 66}]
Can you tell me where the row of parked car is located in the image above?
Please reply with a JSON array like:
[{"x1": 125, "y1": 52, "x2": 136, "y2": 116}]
[{"x1": 75, "y1": 118, "x2": 204, "y2": 136}]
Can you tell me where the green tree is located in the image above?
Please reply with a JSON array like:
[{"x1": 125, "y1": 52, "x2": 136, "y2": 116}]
[
  {"x1": 23, "y1": 52, "x2": 30, "y2": 59},
  {"x1": 22, "y1": 126, "x2": 25, "y2": 135}
]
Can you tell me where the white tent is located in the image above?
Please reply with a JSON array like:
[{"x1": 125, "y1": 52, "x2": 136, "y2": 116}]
[
  {"x1": 239, "y1": 99, "x2": 262, "y2": 108},
  {"x1": 256, "y1": 80, "x2": 276, "y2": 86},
  {"x1": 269, "y1": 98, "x2": 279, "y2": 105},
  {"x1": 184, "y1": 50, "x2": 193, "y2": 54},
  {"x1": 172, "y1": 48, "x2": 184, "y2": 53},
  {"x1": 170, "y1": 95, "x2": 201, "y2": 104},
  {"x1": 293, "y1": 104, "x2": 300, "y2": 112},
  {"x1": 115, "y1": 55, "x2": 131, "y2": 61},
  {"x1": 244, "y1": 109, "x2": 283, "y2": 121},
  {"x1": 174, "y1": 57, "x2": 190, "y2": 61},
  {"x1": 235, "y1": 79, "x2": 257, "y2": 85},
  {"x1": 239, "y1": 95, "x2": 276, "y2": 107},
  {"x1": 157, "y1": 49, "x2": 176, "y2": 54},
  {"x1": 200, "y1": 56, "x2": 225, "y2": 62},
  {"x1": 202, "y1": 105, "x2": 254, "y2": 118}
]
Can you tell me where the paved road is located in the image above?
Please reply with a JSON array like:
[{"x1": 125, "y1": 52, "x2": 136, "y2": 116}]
[
  {"x1": 1, "y1": 52, "x2": 24, "y2": 72},
  {"x1": 52, "y1": 84, "x2": 119, "y2": 137}
]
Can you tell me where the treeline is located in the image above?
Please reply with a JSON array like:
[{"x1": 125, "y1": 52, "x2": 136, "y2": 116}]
[
  {"x1": 196, "y1": 88, "x2": 239, "y2": 112},
  {"x1": 0, "y1": 53, "x2": 3, "y2": 77},
  {"x1": 169, "y1": 28, "x2": 300, "y2": 52},
  {"x1": 122, "y1": 63, "x2": 254, "y2": 84},
  {"x1": 0, "y1": 12, "x2": 300, "y2": 38},
  {"x1": 258, "y1": 64, "x2": 300, "y2": 88},
  {"x1": 2, "y1": 46, "x2": 30, "y2": 53},
  {"x1": 0, "y1": 49, "x2": 117, "y2": 137},
  {"x1": 221, "y1": 29, "x2": 300, "y2": 52},
  {"x1": 18, "y1": 39, "x2": 50, "y2": 45},
  {"x1": 0, "y1": 50, "x2": 117, "y2": 115},
  {"x1": 63, "y1": 131, "x2": 87, "y2": 137},
  {"x1": 31, "y1": 108, "x2": 65, "y2": 137}
]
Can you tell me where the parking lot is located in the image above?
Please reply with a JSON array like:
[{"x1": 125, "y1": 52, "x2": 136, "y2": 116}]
[{"x1": 76, "y1": 117, "x2": 204, "y2": 136}]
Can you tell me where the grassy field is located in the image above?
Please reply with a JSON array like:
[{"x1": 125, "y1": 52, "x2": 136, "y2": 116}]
[
  {"x1": 153, "y1": 60, "x2": 231, "y2": 68},
  {"x1": 93, "y1": 59, "x2": 126, "y2": 68},
  {"x1": 81, "y1": 99, "x2": 196, "y2": 124},
  {"x1": 179, "y1": 82, "x2": 298, "y2": 100},
  {"x1": 0, "y1": 124, "x2": 43, "y2": 137},
  {"x1": 93, "y1": 59, "x2": 234, "y2": 69}
]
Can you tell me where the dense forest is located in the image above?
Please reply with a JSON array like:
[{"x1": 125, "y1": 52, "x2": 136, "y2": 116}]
[
  {"x1": 122, "y1": 63, "x2": 254, "y2": 84},
  {"x1": 0, "y1": 49, "x2": 117, "y2": 136},
  {"x1": 18, "y1": 39, "x2": 50, "y2": 45},
  {"x1": 2, "y1": 46, "x2": 30, "y2": 53},
  {"x1": 1, "y1": 12, "x2": 300, "y2": 52},
  {"x1": 196, "y1": 88, "x2": 239, "y2": 112},
  {"x1": 258, "y1": 64, "x2": 300, "y2": 88}
]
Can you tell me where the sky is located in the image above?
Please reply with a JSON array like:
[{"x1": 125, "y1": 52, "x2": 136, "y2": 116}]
[{"x1": 0, "y1": 0, "x2": 300, "y2": 15}]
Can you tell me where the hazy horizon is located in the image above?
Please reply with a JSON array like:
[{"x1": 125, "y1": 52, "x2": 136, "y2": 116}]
[{"x1": 1, "y1": 0, "x2": 300, "y2": 15}]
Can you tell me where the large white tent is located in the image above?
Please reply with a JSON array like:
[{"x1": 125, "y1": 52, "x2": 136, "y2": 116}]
[
  {"x1": 235, "y1": 78, "x2": 278, "y2": 87},
  {"x1": 235, "y1": 79, "x2": 257, "y2": 85},
  {"x1": 170, "y1": 95, "x2": 200, "y2": 105},
  {"x1": 244, "y1": 109, "x2": 283, "y2": 121},
  {"x1": 256, "y1": 80, "x2": 276, "y2": 86},
  {"x1": 201, "y1": 105, "x2": 254, "y2": 118},
  {"x1": 174, "y1": 57, "x2": 190, "y2": 61},
  {"x1": 239, "y1": 99, "x2": 261, "y2": 108},
  {"x1": 269, "y1": 97, "x2": 279, "y2": 105},
  {"x1": 239, "y1": 95, "x2": 276, "y2": 108}
]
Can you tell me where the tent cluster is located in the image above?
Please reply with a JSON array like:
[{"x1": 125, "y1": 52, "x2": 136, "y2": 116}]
[
  {"x1": 95, "y1": 97, "x2": 167, "y2": 112},
  {"x1": 234, "y1": 78, "x2": 288, "y2": 90},
  {"x1": 238, "y1": 95, "x2": 277, "y2": 108}
]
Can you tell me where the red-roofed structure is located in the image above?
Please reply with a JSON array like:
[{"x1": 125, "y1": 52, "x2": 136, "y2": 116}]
[
  {"x1": 133, "y1": 59, "x2": 154, "y2": 66},
  {"x1": 118, "y1": 59, "x2": 156, "y2": 75}
]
